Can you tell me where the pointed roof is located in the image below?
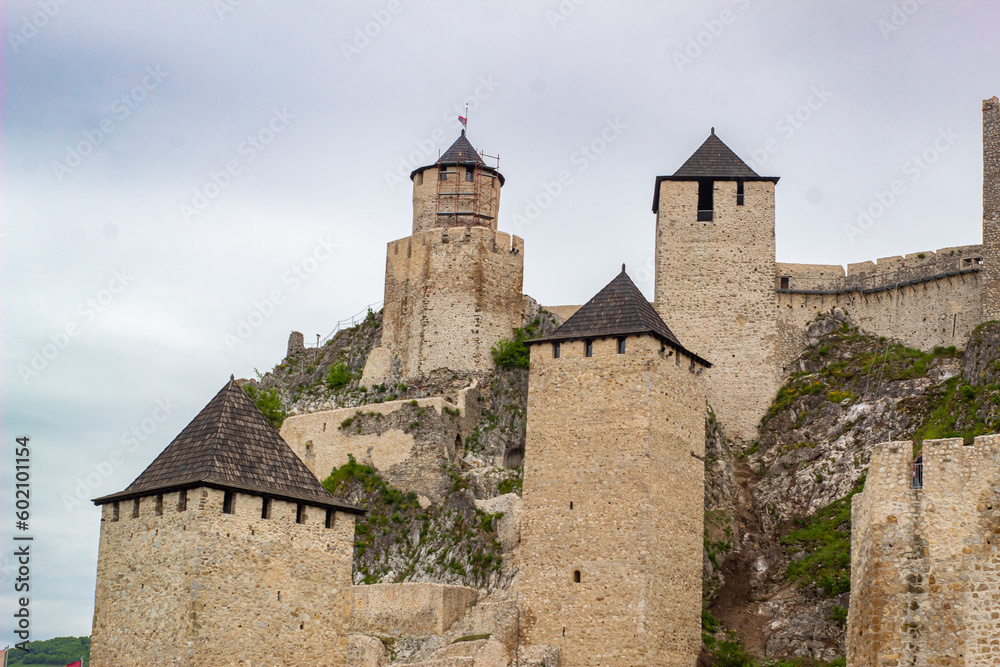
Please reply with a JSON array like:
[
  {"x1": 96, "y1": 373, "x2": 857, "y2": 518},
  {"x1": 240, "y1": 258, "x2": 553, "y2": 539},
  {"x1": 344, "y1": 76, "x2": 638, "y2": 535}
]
[
  {"x1": 652, "y1": 129, "x2": 778, "y2": 212},
  {"x1": 673, "y1": 129, "x2": 759, "y2": 179},
  {"x1": 528, "y1": 266, "x2": 710, "y2": 367},
  {"x1": 439, "y1": 130, "x2": 485, "y2": 165},
  {"x1": 93, "y1": 377, "x2": 363, "y2": 513}
]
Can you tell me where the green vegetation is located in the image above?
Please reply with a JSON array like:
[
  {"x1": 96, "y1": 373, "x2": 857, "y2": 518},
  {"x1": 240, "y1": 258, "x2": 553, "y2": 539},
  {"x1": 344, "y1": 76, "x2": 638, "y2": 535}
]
[
  {"x1": 325, "y1": 361, "x2": 355, "y2": 391},
  {"x1": 241, "y1": 384, "x2": 286, "y2": 429},
  {"x1": 906, "y1": 375, "x2": 1000, "y2": 445},
  {"x1": 491, "y1": 317, "x2": 542, "y2": 370},
  {"x1": 6, "y1": 636, "x2": 90, "y2": 665},
  {"x1": 782, "y1": 478, "x2": 864, "y2": 597},
  {"x1": 497, "y1": 472, "x2": 522, "y2": 495},
  {"x1": 827, "y1": 605, "x2": 848, "y2": 626},
  {"x1": 704, "y1": 631, "x2": 844, "y2": 666}
]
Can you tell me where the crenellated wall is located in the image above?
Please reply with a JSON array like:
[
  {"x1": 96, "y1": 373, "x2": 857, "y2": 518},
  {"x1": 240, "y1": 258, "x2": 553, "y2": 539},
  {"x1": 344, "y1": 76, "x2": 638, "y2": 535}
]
[
  {"x1": 848, "y1": 436, "x2": 1000, "y2": 667},
  {"x1": 90, "y1": 488, "x2": 355, "y2": 667},
  {"x1": 381, "y1": 226, "x2": 524, "y2": 379}
]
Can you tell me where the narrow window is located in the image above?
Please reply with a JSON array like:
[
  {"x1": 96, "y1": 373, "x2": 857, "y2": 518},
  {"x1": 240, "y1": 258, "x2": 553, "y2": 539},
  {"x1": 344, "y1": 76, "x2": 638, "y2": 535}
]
[
  {"x1": 573, "y1": 570, "x2": 581, "y2": 583},
  {"x1": 617, "y1": 338, "x2": 626, "y2": 354},
  {"x1": 131, "y1": 498, "x2": 140, "y2": 518},
  {"x1": 296, "y1": 504, "x2": 305, "y2": 524},
  {"x1": 439, "y1": 165, "x2": 447, "y2": 181},
  {"x1": 779, "y1": 276, "x2": 790, "y2": 289},
  {"x1": 222, "y1": 490, "x2": 234, "y2": 514},
  {"x1": 553, "y1": 342, "x2": 560, "y2": 358},
  {"x1": 325, "y1": 508, "x2": 335, "y2": 529},
  {"x1": 584, "y1": 340, "x2": 593, "y2": 357},
  {"x1": 465, "y1": 167, "x2": 474, "y2": 182},
  {"x1": 697, "y1": 179, "x2": 714, "y2": 221},
  {"x1": 736, "y1": 179, "x2": 745, "y2": 206},
  {"x1": 261, "y1": 497, "x2": 272, "y2": 520},
  {"x1": 111, "y1": 502, "x2": 120, "y2": 521},
  {"x1": 569, "y1": 502, "x2": 574, "y2": 510},
  {"x1": 178, "y1": 489, "x2": 187, "y2": 512},
  {"x1": 154, "y1": 494, "x2": 163, "y2": 516}
]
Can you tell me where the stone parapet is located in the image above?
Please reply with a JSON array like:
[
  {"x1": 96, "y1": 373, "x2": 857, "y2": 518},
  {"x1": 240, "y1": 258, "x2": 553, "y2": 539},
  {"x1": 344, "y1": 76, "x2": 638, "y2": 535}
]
[{"x1": 350, "y1": 583, "x2": 479, "y2": 637}]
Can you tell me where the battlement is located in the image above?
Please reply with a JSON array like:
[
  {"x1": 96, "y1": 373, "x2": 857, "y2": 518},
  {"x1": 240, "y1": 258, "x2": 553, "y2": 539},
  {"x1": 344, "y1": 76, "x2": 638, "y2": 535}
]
[{"x1": 776, "y1": 244, "x2": 983, "y2": 294}]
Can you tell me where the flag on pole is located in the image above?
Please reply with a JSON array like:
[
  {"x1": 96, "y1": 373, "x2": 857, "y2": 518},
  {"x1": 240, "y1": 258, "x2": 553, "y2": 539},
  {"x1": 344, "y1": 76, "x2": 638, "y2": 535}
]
[
  {"x1": 65, "y1": 660, "x2": 82, "y2": 667},
  {"x1": 458, "y1": 116, "x2": 467, "y2": 128}
]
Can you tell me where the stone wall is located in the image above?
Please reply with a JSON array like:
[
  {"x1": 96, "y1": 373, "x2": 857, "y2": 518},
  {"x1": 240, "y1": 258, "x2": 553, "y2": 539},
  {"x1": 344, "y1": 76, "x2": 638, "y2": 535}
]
[
  {"x1": 848, "y1": 436, "x2": 1000, "y2": 666},
  {"x1": 775, "y1": 247, "x2": 984, "y2": 373},
  {"x1": 91, "y1": 487, "x2": 355, "y2": 666},
  {"x1": 519, "y1": 334, "x2": 706, "y2": 666},
  {"x1": 982, "y1": 97, "x2": 1000, "y2": 321},
  {"x1": 280, "y1": 390, "x2": 477, "y2": 502},
  {"x1": 411, "y1": 165, "x2": 502, "y2": 234},
  {"x1": 654, "y1": 178, "x2": 780, "y2": 443},
  {"x1": 349, "y1": 583, "x2": 479, "y2": 636},
  {"x1": 381, "y1": 226, "x2": 524, "y2": 379}
]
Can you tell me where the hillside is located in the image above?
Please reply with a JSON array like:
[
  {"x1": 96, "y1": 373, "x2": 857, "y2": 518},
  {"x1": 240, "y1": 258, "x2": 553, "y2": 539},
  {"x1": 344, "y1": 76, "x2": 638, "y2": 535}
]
[
  {"x1": 5, "y1": 636, "x2": 89, "y2": 665},
  {"x1": 249, "y1": 306, "x2": 1000, "y2": 664}
]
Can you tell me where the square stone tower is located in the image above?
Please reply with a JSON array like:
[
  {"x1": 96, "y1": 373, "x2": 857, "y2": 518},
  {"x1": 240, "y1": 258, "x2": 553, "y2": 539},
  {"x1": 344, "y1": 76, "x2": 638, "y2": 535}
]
[
  {"x1": 981, "y1": 97, "x2": 1000, "y2": 321},
  {"x1": 518, "y1": 267, "x2": 709, "y2": 666},
  {"x1": 652, "y1": 130, "x2": 780, "y2": 442},
  {"x1": 378, "y1": 131, "x2": 525, "y2": 379},
  {"x1": 848, "y1": 436, "x2": 1000, "y2": 666},
  {"x1": 90, "y1": 378, "x2": 363, "y2": 666}
]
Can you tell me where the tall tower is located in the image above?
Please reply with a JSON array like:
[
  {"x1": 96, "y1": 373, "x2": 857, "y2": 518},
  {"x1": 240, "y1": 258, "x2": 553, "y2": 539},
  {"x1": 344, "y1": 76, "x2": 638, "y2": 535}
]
[
  {"x1": 380, "y1": 131, "x2": 524, "y2": 379},
  {"x1": 652, "y1": 130, "x2": 780, "y2": 442},
  {"x1": 519, "y1": 268, "x2": 709, "y2": 666},
  {"x1": 90, "y1": 378, "x2": 363, "y2": 666},
  {"x1": 981, "y1": 97, "x2": 1000, "y2": 321}
]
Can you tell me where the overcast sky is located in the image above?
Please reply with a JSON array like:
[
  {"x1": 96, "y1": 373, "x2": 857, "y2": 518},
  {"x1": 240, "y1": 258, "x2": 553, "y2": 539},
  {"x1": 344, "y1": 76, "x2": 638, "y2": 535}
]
[{"x1": 2, "y1": 0, "x2": 999, "y2": 643}]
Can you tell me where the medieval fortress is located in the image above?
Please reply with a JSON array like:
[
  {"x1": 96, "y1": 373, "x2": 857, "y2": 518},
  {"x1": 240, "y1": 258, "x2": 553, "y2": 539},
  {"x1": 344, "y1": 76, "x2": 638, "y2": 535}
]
[{"x1": 87, "y1": 97, "x2": 999, "y2": 666}]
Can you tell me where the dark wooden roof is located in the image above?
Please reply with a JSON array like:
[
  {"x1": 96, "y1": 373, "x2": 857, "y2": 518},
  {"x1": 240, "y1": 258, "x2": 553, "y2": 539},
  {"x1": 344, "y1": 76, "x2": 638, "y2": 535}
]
[
  {"x1": 651, "y1": 130, "x2": 778, "y2": 212},
  {"x1": 673, "y1": 130, "x2": 759, "y2": 179},
  {"x1": 410, "y1": 130, "x2": 505, "y2": 185},
  {"x1": 529, "y1": 266, "x2": 710, "y2": 367},
  {"x1": 93, "y1": 377, "x2": 363, "y2": 513},
  {"x1": 440, "y1": 130, "x2": 484, "y2": 165}
]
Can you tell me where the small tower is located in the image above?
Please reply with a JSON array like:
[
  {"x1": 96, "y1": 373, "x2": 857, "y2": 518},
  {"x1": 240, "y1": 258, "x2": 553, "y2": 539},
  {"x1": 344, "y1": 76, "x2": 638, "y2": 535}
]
[
  {"x1": 981, "y1": 97, "x2": 1000, "y2": 321},
  {"x1": 378, "y1": 131, "x2": 524, "y2": 380},
  {"x1": 89, "y1": 378, "x2": 363, "y2": 666},
  {"x1": 519, "y1": 267, "x2": 710, "y2": 666},
  {"x1": 652, "y1": 130, "x2": 779, "y2": 442}
]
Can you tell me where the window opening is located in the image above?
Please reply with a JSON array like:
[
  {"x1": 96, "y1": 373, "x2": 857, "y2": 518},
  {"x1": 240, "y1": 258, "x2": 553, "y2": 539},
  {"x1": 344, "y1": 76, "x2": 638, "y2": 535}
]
[
  {"x1": 697, "y1": 179, "x2": 714, "y2": 221},
  {"x1": 553, "y1": 342, "x2": 560, "y2": 358},
  {"x1": 155, "y1": 494, "x2": 163, "y2": 516},
  {"x1": 584, "y1": 340, "x2": 593, "y2": 357},
  {"x1": 178, "y1": 490, "x2": 187, "y2": 512},
  {"x1": 223, "y1": 491, "x2": 234, "y2": 514},
  {"x1": 736, "y1": 179, "x2": 745, "y2": 206},
  {"x1": 573, "y1": 570, "x2": 581, "y2": 583},
  {"x1": 261, "y1": 497, "x2": 272, "y2": 520},
  {"x1": 617, "y1": 338, "x2": 626, "y2": 354}
]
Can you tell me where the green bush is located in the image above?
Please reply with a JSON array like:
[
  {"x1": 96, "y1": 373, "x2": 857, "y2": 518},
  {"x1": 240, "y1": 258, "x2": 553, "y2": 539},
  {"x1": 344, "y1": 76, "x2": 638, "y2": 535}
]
[
  {"x1": 241, "y1": 384, "x2": 286, "y2": 429},
  {"x1": 491, "y1": 319, "x2": 542, "y2": 370},
  {"x1": 325, "y1": 362, "x2": 354, "y2": 390}
]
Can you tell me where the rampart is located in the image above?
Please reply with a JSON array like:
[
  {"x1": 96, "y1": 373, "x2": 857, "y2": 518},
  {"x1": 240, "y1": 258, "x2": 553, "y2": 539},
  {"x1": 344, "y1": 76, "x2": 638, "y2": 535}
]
[
  {"x1": 380, "y1": 226, "x2": 524, "y2": 379},
  {"x1": 91, "y1": 487, "x2": 355, "y2": 666},
  {"x1": 848, "y1": 436, "x2": 1000, "y2": 666},
  {"x1": 280, "y1": 388, "x2": 478, "y2": 502},
  {"x1": 776, "y1": 245, "x2": 984, "y2": 371},
  {"x1": 349, "y1": 583, "x2": 479, "y2": 637}
]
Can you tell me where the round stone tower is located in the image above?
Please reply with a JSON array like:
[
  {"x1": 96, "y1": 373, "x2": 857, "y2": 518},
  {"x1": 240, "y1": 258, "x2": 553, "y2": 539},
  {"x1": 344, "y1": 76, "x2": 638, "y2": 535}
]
[{"x1": 409, "y1": 129, "x2": 504, "y2": 234}]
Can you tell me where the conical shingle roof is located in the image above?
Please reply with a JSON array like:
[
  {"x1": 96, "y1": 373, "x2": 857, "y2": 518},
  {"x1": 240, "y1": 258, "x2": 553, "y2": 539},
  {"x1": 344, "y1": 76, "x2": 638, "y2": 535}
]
[
  {"x1": 673, "y1": 130, "x2": 759, "y2": 179},
  {"x1": 93, "y1": 377, "x2": 362, "y2": 513},
  {"x1": 439, "y1": 130, "x2": 485, "y2": 165},
  {"x1": 529, "y1": 266, "x2": 710, "y2": 367}
]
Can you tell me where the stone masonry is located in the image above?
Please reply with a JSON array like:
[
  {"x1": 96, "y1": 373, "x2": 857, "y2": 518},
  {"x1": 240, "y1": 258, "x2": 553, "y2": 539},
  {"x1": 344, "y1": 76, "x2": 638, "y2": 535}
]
[
  {"x1": 982, "y1": 97, "x2": 1000, "y2": 322},
  {"x1": 848, "y1": 436, "x2": 1000, "y2": 666},
  {"x1": 91, "y1": 488, "x2": 356, "y2": 666},
  {"x1": 519, "y1": 333, "x2": 707, "y2": 666}
]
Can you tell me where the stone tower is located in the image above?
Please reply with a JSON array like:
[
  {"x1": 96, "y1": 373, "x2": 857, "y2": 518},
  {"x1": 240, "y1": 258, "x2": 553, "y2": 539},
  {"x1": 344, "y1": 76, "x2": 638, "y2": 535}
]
[
  {"x1": 519, "y1": 267, "x2": 709, "y2": 666},
  {"x1": 378, "y1": 131, "x2": 525, "y2": 379},
  {"x1": 981, "y1": 97, "x2": 1000, "y2": 321},
  {"x1": 848, "y1": 436, "x2": 1000, "y2": 666},
  {"x1": 652, "y1": 130, "x2": 780, "y2": 442},
  {"x1": 89, "y1": 378, "x2": 363, "y2": 666}
]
